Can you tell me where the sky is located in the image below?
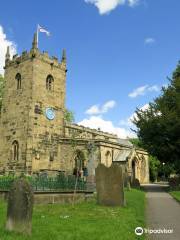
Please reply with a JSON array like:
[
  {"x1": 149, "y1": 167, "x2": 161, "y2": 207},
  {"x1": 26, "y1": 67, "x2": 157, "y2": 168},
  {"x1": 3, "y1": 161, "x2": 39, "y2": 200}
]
[{"x1": 0, "y1": 0, "x2": 180, "y2": 139}]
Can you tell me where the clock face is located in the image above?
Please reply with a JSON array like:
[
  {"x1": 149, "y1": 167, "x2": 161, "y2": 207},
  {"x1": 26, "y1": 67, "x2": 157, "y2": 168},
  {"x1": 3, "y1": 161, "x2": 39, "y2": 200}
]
[{"x1": 45, "y1": 108, "x2": 55, "y2": 120}]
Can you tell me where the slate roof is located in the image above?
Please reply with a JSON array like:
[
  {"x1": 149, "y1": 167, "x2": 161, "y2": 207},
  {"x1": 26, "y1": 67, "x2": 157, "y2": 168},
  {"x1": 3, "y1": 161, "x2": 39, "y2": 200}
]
[
  {"x1": 116, "y1": 139, "x2": 134, "y2": 148},
  {"x1": 113, "y1": 149, "x2": 132, "y2": 162}
]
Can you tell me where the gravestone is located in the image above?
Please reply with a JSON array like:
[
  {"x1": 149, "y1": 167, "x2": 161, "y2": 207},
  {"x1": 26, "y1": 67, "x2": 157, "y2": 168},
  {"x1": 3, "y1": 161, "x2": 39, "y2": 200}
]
[
  {"x1": 6, "y1": 177, "x2": 34, "y2": 235},
  {"x1": 95, "y1": 164, "x2": 125, "y2": 206},
  {"x1": 131, "y1": 178, "x2": 140, "y2": 189}
]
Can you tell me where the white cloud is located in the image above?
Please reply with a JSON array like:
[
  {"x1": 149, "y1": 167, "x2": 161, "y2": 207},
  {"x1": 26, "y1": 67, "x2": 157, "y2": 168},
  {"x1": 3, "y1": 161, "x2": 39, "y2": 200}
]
[
  {"x1": 129, "y1": 103, "x2": 149, "y2": 122},
  {"x1": 128, "y1": 85, "x2": 159, "y2": 98},
  {"x1": 86, "y1": 100, "x2": 116, "y2": 115},
  {"x1": 119, "y1": 103, "x2": 149, "y2": 127},
  {"x1": 0, "y1": 25, "x2": 17, "y2": 75},
  {"x1": 85, "y1": 105, "x2": 100, "y2": 115},
  {"x1": 144, "y1": 38, "x2": 155, "y2": 44},
  {"x1": 128, "y1": 85, "x2": 148, "y2": 98},
  {"x1": 84, "y1": 0, "x2": 140, "y2": 15},
  {"x1": 148, "y1": 85, "x2": 159, "y2": 91},
  {"x1": 78, "y1": 115, "x2": 136, "y2": 139},
  {"x1": 128, "y1": 0, "x2": 139, "y2": 7}
]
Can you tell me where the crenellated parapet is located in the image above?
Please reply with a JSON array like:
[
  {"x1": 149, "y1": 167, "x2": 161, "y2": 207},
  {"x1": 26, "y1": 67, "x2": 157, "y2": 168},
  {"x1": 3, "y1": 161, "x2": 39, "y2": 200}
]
[
  {"x1": 65, "y1": 122, "x2": 118, "y2": 142},
  {"x1": 4, "y1": 33, "x2": 67, "y2": 72}
]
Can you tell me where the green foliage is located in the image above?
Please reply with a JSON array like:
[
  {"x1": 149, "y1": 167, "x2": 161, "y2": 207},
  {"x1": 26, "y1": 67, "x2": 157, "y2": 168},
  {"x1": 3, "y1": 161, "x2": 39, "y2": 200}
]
[
  {"x1": 0, "y1": 74, "x2": 4, "y2": 112},
  {"x1": 64, "y1": 108, "x2": 75, "y2": 123},
  {"x1": 149, "y1": 155, "x2": 160, "y2": 182},
  {"x1": 133, "y1": 62, "x2": 180, "y2": 173},
  {"x1": 129, "y1": 138, "x2": 143, "y2": 148},
  {"x1": 169, "y1": 177, "x2": 180, "y2": 190},
  {"x1": 0, "y1": 189, "x2": 145, "y2": 240},
  {"x1": 170, "y1": 191, "x2": 180, "y2": 202}
]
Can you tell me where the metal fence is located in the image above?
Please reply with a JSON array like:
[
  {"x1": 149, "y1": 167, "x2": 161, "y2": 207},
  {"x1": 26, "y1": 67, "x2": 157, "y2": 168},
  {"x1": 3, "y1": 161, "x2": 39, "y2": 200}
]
[{"x1": 0, "y1": 174, "x2": 86, "y2": 191}]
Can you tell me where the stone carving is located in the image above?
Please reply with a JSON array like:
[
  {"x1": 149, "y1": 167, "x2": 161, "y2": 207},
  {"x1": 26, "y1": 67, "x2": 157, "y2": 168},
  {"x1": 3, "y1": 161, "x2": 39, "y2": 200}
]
[
  {"x1": 95, "y1": 164, "x2": 125, "y2": 206},
  {"x1": 6, "y1": 177, "x2": 34, "y2": 235}
]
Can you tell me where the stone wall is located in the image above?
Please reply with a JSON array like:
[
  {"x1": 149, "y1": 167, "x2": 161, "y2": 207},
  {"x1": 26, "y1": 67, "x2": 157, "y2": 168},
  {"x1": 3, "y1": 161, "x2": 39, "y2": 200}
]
[
  {"x1": 128, "y1": 149, "x2": 149, "y2": 184},
  {"x1": 0, "y1": 38, "x2": 150, "y2": 184},
  {"x1": 0, "y1": 191, "x2": 94, "y2": 204},
  {"x1": 0, "y1": 46, "x2": 67, "y2": 175},
  {"x1": 0, "y1": 57, "x2": 33, "y2": 173}
]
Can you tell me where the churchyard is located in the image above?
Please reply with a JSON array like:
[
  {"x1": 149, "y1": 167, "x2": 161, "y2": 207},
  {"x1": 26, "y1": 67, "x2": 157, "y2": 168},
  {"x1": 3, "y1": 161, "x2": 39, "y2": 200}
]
[
  {"x1": 0, "y1": 188, "x2": 145, "y2": 240},
  {"x1": 0, "y1": 164, "x2": 147, "y2": 240}
]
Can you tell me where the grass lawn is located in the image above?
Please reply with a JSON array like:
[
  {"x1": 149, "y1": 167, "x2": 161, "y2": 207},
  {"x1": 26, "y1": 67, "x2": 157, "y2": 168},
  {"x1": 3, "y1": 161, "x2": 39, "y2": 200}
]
[
  {"x1": 0, "y1": 189, "x2": 145, "y2": 240},
  {"x1": 170, "y1": 191, "x2": 180, "y2": 202}
]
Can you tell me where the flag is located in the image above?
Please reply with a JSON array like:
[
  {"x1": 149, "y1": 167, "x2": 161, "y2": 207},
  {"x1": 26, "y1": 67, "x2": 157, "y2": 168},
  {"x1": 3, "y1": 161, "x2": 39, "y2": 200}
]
[{"x1": 37, "y1": 24, "x2": 50, "y2": 36}]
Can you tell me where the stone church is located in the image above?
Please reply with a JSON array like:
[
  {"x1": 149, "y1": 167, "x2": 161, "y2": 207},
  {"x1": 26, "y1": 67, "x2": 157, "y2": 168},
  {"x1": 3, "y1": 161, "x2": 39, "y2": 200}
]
[{"x1": 0, "y1": 33, "x2": 149, "y2": 184}]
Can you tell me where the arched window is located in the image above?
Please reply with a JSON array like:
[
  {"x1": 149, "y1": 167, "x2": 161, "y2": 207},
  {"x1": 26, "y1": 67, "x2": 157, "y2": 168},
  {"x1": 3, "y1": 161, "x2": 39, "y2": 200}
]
[
  {"x1": 105, "y1": 150, "x2": 111, "y2": 167},
  {"x1": 15, "y1": 73, "x2": 21, "y2": 90},
  {"x1": 73, "y1": 150, "x2": 85, "y2": 177},
  {"x1": 132, "y1": 160, "x2": 135, "y2": 181},
  {"x1": 12, "y1": 140, "x2": 19, "y2": 161},
  {"x1": 46, "y1": 75, "x2": 54, "y2": 91}
]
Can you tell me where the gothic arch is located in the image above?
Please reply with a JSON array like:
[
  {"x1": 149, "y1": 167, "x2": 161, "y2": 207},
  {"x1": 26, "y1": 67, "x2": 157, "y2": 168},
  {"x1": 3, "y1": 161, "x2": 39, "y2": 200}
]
[
  {"x1": 73, "y1": 150, "x2": 86, "y2": 176},
  {"x1": 131, "y1": 159, "x2": 136, "y2": 181},
  {"x1": 15, "y1": 73, "x2": 21, "y2": 89},
  {"x1": 12, "y1": 140, "x2": 19, "y2": 161},
  {"x1": 105, "y1": 150, "x2": 111, "y2": 167},
  {"x1": 46, "y1": 74, "x2": 54, "y2": 91}
]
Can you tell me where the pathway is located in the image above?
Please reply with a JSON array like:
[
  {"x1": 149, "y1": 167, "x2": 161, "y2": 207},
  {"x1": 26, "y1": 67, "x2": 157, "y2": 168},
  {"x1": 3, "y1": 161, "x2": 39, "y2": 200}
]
[{"x1": 142, "y1": 183, "x2": 180, "y2": 240}]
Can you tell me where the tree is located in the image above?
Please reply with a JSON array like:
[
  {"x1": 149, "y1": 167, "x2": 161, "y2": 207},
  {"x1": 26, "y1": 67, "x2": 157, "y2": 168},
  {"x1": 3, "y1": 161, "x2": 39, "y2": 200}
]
[
  {"x1": 0, "y1": 74, "x2": 4, "y2": 112},
  {"x1": 64, "y1": 109, "x2": 75, "y2": 123},
  {"x1": 129, "y1": 138, "x2": 143, "y2": 148},
  {"x1": 133, "y1": 62, "x2": 180, "y2": 173},
  {"x1": 149, "y1": 155, "x2": 160, "y2": 182}
]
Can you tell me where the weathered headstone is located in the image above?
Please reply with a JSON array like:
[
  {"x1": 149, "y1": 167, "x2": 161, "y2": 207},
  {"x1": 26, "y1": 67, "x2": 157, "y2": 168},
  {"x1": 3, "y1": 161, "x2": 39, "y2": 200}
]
[
  {"x1": 131, "y1": 178, "x2": 140, "y2": 189},
  {"x1": 95, "y1": 164, "x2": 125, "y2": 206},
  {"x1": 6, "y1": 177, "x2": 33, "y2": 235}
]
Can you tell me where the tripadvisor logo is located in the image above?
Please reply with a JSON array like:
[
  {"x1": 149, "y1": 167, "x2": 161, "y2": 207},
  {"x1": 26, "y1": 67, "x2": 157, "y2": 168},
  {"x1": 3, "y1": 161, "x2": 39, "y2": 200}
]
[{"x1": 135, "y1": 227, "x2": 144, "y2": 236}]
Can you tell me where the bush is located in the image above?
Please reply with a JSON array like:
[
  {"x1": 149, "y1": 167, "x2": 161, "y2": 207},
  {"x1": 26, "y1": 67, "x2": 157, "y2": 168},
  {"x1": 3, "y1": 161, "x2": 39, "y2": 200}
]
[{"x1": 169, "y1": 177, "x2": 180, "y2": 190}]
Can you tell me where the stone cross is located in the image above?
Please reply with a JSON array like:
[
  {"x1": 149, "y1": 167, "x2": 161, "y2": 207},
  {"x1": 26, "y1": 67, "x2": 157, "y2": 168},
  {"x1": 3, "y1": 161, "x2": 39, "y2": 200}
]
[
  {"x1": 6, "y1": 177, "x2": 34, "y2": 235},
  {"x1": 86, "y1": 142, "x2": 96, "y2": 191},
  {"x1": 95, "y1": 164, "x2": 125, "y2": 206}
]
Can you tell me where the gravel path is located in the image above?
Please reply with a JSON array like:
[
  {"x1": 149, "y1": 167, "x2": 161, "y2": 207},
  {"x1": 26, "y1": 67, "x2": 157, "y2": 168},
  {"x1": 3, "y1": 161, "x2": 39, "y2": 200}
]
[{"x1": 142, "y1": 184, "x2": 180, "y2": 240}]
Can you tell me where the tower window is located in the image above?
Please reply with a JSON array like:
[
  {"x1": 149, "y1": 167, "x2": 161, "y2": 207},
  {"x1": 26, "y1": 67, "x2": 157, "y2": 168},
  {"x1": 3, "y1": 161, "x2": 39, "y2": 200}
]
[
  {"x1": 15, "y1": 73, "x2": 21, "y2": 90},
  {"x1": 12, "y1": 140, "x2": 19, "y2": 161},
  {"x1": 46, "y1": 74, "x2": 54, "y2": 91}
]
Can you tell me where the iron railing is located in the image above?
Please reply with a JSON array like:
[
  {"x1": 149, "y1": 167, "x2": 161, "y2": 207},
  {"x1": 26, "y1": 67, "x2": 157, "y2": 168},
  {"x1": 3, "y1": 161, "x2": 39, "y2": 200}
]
[{"x1": 0, "y1": 174, "x2": 86, "y2": 191}]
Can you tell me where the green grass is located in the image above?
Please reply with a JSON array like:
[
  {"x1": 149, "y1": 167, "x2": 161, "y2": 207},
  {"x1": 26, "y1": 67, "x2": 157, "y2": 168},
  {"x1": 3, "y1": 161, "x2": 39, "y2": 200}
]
[
  {"x1": 0, "y1": 189, "x2": 145, "y2": 240},
  {"x1": 170, "y1": 191, "x2": 180, "y2": 202}
]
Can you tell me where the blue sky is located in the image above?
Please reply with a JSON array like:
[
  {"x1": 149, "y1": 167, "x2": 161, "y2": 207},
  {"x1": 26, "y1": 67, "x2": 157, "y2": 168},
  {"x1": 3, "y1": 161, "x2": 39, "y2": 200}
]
[{"x1": 0, "y1": 0, "x2": 180, "y2": 138}]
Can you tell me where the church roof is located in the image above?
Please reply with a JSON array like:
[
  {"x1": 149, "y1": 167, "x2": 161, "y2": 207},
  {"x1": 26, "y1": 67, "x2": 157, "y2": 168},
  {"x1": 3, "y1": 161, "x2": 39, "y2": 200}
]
[
  {"x1": 113, "y1": 149, "x2": 132, "y2": 162},
  {"x1": 116, "y1": 139, "x2": 133, "y2": 148}
]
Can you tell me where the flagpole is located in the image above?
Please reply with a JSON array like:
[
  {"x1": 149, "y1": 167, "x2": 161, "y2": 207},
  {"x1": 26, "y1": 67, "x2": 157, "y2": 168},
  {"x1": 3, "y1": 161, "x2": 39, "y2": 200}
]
[{"x1": 37, "y1": 24, "x2": 39, "y2": 48}]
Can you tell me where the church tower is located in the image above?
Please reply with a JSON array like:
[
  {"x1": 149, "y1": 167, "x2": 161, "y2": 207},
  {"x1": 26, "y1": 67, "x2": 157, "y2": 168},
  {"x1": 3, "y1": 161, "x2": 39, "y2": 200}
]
[{"x1": 0, "y1": 33, "x2": 67, "y2": 175}]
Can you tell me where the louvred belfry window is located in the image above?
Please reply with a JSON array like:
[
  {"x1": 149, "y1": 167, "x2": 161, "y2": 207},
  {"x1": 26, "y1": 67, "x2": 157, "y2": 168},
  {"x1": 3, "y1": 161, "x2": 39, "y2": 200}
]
[
  {"x1": 12, "y1": 140, "x2": 19, "y2": 161},
  {"x1": 46, "y1": 74, "x2": 54, "y2": 91}
]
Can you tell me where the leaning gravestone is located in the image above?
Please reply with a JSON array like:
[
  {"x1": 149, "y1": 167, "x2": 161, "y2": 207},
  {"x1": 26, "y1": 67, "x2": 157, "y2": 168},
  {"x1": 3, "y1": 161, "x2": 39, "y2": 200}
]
[
  {"x1": 6, "y1": 177, "x2": 34, "y2": 235},
  {"x1": 95, "y1": 164, "x2": 125, "y2": 206}
]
